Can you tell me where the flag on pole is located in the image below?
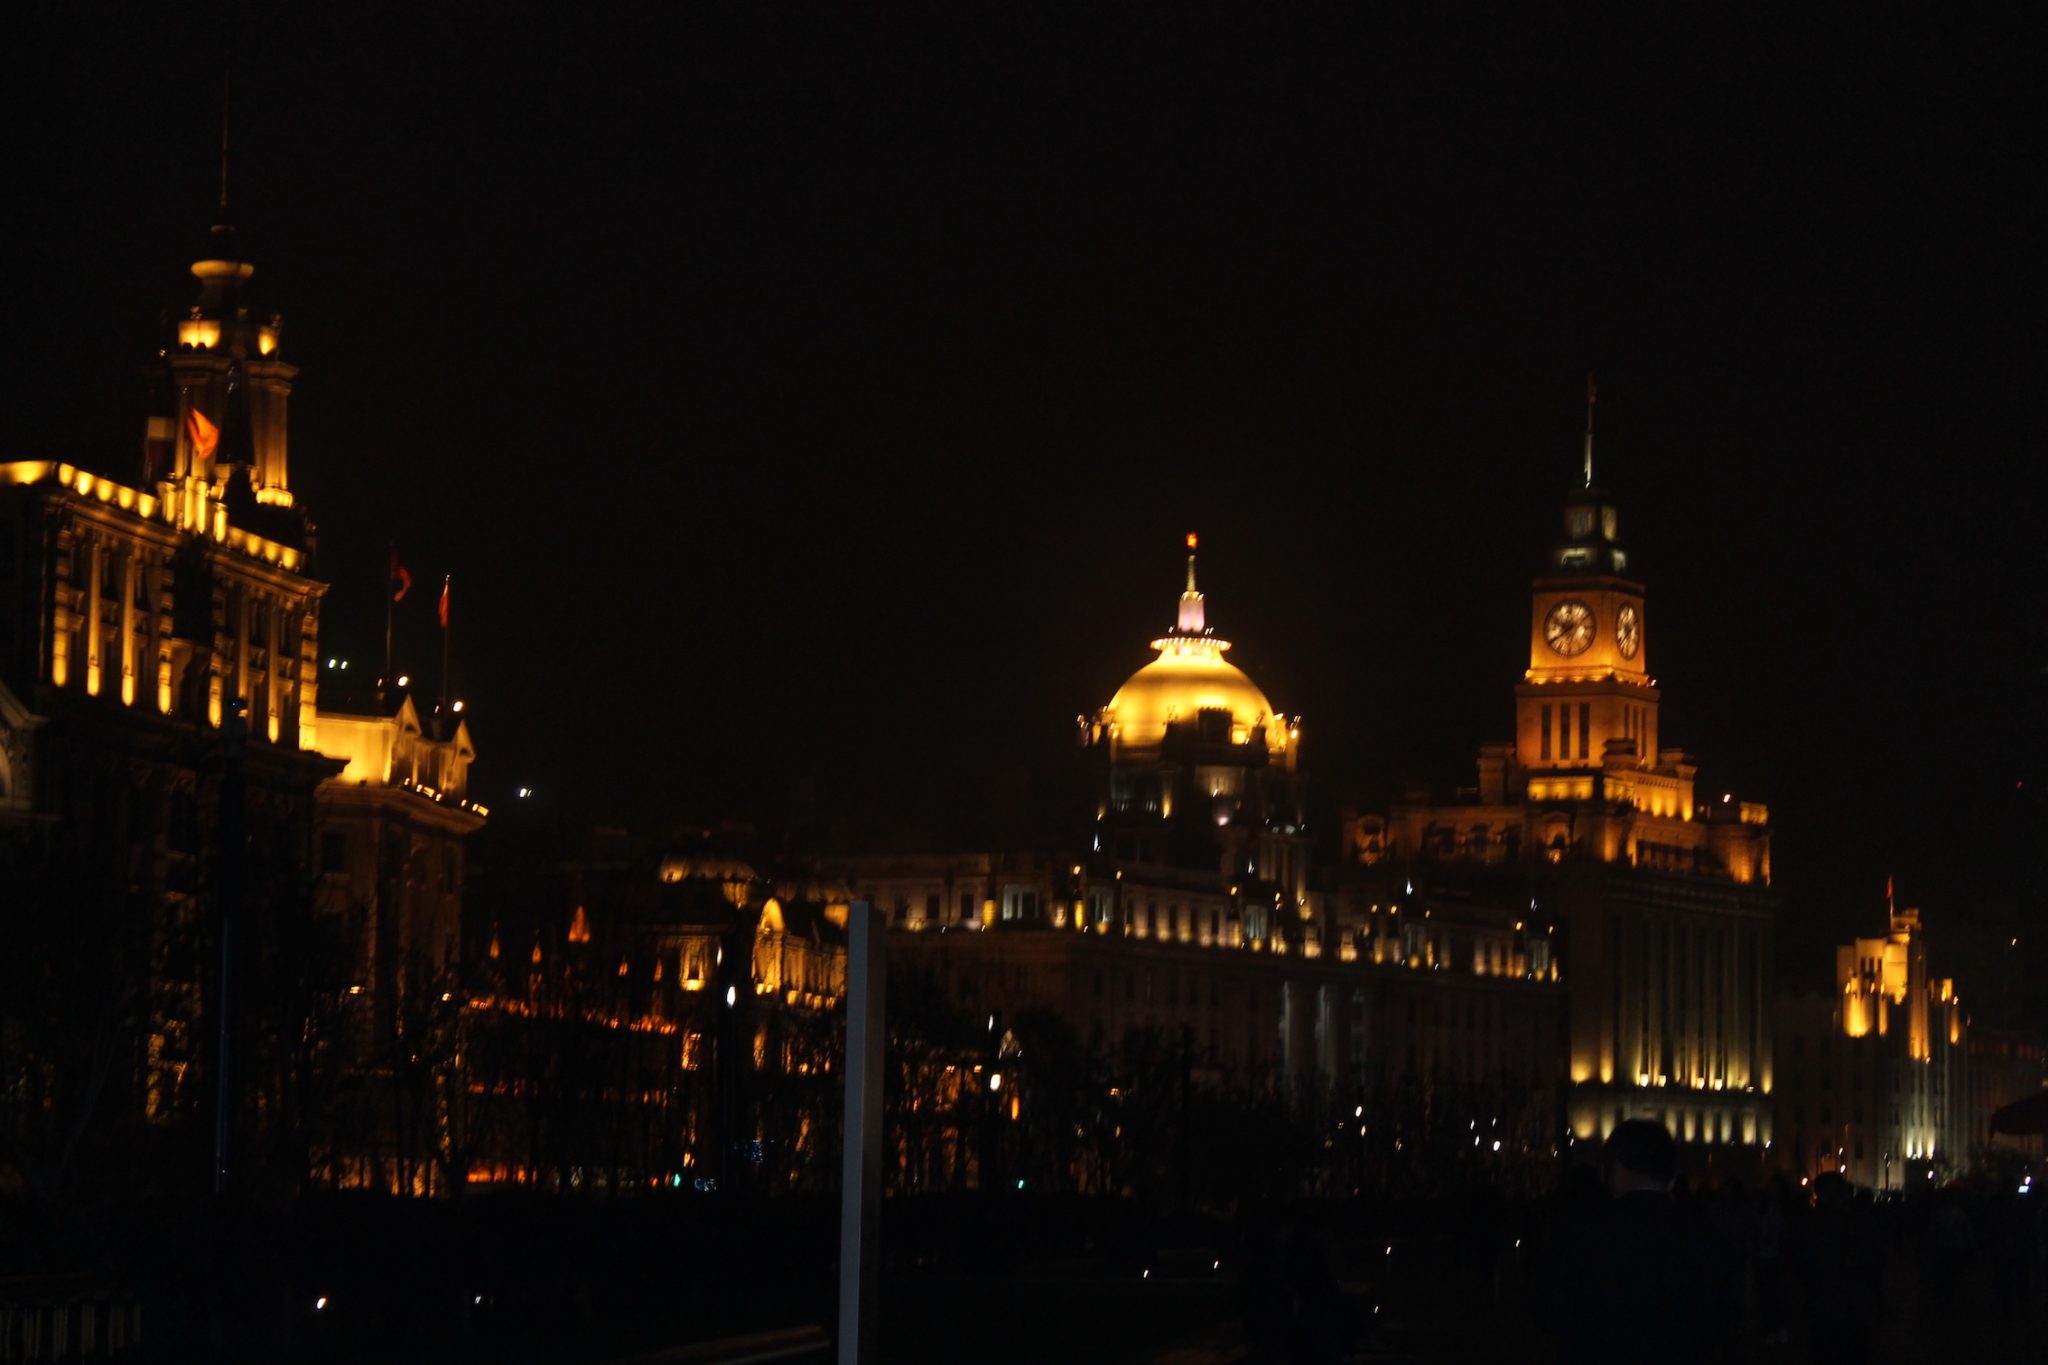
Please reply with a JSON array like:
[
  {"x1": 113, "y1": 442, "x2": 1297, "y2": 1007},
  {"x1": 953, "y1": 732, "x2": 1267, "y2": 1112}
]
[
  {"x1": 438, "y1": 577, "x2": 450, "y2": 629},
  {"x1": 186, "y1": 407, "x2": 220, "y2": 463},
  {"x1": 390, "y1": 550, "x2": 413, "y2": 602},
  {"x1": 1587, "y1": 374, "x2": 1598, "y2": 407}
]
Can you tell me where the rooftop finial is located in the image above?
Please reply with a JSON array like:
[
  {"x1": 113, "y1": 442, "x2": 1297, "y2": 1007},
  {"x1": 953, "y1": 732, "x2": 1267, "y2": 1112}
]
[
  {"x1": 1582, "y1": 372, "x2": 1597, "y2": 488},
  {"x1": 1176, "y1": 533, "x2": 1205, "y2": 633}
]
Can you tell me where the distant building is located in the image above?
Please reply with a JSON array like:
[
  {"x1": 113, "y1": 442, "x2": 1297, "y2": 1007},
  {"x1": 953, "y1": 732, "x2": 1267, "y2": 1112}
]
[
  {"x1": 832, "y1": 538, "x2": 1566, "y2": 1184},
  {"x1": 1968, "y1": 1025, "x2": 2048, "y2": 1166},
  {"x1": 0, "y1": 208, "x2": 344, "y2": 1169},
  {"x1": 1353, "y1": 469, "x2": 1777, "y2": 1167},
  {"x1": 1770, "y1": 906, "x2": 1971, "y2": 1188},
  {"x1": 0, "y1": 204, "x2": 486, "y2": 1193},
  {"x1": 1079, "y1": 534, "x2": 1312, "y2": 915},
  {"x1": 456, "y1": 825, "x2": 847, "y2": 1193},
  {"x1": 314, "y1": 692, "x2": 484, "y2": 1054}
]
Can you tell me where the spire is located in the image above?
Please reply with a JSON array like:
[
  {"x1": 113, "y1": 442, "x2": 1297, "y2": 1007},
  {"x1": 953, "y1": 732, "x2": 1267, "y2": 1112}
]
[
  {"x1": 218, "y1": 68, "x2": 232, "y2": 217},
  {"x1": 1149, "y1": 532, "x2": 1230, "y2": 659},
  {"x1": 195, "y1": 62, "x2": 245, "y2": 282},
  {"x1": 1582, "y1": 372, "x2": 1597, "y2": 488},
  {"x1": 1176, "y1": 533, "x2": 1205, "y2": 633}
]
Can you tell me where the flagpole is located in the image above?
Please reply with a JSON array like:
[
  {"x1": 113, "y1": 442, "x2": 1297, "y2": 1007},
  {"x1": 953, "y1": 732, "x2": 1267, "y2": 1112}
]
[
  {"x1": 439, "y1": 575, "x2": 451, "y2": 740},
  {"x1": 382, "y1": 545, "x2": 395, "y2": 705}
]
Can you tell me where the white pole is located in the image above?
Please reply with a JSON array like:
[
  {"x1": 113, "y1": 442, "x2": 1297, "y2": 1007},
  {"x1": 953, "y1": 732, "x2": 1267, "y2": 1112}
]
[{"x1": 838, "y1": 902, "x2": 884, "y2": 1364}]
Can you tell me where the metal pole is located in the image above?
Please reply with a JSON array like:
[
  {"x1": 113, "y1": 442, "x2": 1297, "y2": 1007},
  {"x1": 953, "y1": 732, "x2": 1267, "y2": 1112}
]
[
  {"x1": 382, "y1": 547, "x2": 396, "y2": 703},
  {"x1": 837, "y1": 903, "x2": 884, "y2": 1365}
]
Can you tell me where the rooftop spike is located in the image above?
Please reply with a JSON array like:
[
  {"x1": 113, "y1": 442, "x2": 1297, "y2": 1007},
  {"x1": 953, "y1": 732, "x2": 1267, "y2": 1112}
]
[
  {"x1": 218, "y1": 67, "x2": 232, "y2": 215},
  {"x1": 1582, "y1": 372, "x2": 1597, "y2": 488},
  {"x1": 1176, "y1": 533, "x2": 1205, "y2": 633}
]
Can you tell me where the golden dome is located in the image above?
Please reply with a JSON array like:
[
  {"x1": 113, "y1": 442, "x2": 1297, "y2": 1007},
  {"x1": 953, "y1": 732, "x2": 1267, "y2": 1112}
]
[
  {"x1": 1095, "y1": 537, "x2": 1294, "y2": 755},
  {"x1": 1105, "y1": 645, "x2": 1278, "y2": 748}
]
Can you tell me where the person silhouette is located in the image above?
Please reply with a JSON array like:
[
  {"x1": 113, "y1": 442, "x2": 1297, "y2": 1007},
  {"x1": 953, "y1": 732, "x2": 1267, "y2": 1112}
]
[{"x1": 1541, "y1": 1119, "x2": 1737, "y2": 1362}]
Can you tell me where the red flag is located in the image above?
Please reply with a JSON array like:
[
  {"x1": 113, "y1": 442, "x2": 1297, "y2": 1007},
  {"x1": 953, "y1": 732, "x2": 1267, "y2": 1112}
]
[
  {"x1": 186, "y1": 407, "x2": 220, "y2": 463},
  {"x1": 438, "y1": 578, "x2": 449, "y2": 629},
  {"x1": 390, "y1": 550, "x2": 413, "y2": 602}
]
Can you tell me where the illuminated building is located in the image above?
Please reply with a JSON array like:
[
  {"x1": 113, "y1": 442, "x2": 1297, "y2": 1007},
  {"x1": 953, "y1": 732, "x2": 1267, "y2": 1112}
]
[
  {"x1": 0, "y1": 201, "x2": 488, "y2": 1190},
  {"x1": 1346, "y1": 465, "x2": 1776, "y2": 1161},
  {"x1": 455, "y1": 826, "x2": 847, "y2": 1192},
  {"x1": 312, "y1": 690, "x2": 485, "y2": 1078},
  {"x1": 834, "y1": 543, "x2": 1565, "y2": 1170},
  {"x1": 1078, "y1": 535, "x2": 1311, "y2": 914},
  {"x1": 1771, "y1": 905, "x2": 1971, "y2": 1188},
  {"x1": 0, "y1": 205, "x2": 347, "y2": 1151}
]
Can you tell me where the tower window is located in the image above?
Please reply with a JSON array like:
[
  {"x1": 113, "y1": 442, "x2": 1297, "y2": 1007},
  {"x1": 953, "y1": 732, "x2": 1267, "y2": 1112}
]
[
  {"x1": 1540, "y1": 704, "x2": 1552, "y2": 761},
  {"x1": 1579, "y1": 704, "x2": 1590, "y2": 759}
]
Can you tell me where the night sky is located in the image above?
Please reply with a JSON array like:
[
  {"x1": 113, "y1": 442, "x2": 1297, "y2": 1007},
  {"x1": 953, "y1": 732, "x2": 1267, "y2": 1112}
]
[{"x1": 9, "y1": 8, "x2": 2041, "y2": 999}]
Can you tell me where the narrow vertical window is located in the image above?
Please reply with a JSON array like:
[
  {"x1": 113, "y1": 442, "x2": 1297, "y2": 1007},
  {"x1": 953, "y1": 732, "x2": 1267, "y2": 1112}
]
[
  {"x1": 1540, "y1": 703, "x2": 1552, "y2": 760},
  {"x1": 1579, "y1": 703, "x2": 1591, "y2": 759}
]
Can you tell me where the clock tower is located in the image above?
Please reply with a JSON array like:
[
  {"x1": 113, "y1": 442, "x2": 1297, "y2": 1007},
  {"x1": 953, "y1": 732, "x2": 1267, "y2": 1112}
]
[{"x1": 1514, "y1": 480, "x2": 1659, "y2": 778}]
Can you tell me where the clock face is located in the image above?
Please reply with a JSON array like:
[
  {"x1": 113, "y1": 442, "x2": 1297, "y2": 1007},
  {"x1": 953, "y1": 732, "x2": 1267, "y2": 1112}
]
[
  {"x1": 1615, "y1": 604, "x2": 1641, "y2": 659},
  {"x1": 1544, "y1": 599, "x2": 1595, "y2": 656}
]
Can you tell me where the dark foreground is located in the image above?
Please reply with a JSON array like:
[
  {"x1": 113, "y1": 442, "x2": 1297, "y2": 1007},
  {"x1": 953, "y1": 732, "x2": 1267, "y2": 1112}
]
[{"x1": 4, "y1": 1186, "x2": 2045, "y2": 1362}]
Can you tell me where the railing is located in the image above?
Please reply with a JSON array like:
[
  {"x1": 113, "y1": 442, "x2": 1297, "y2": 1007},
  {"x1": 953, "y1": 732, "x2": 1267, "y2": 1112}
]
[{"x1": 0, "y1": 1278, "x2": 143, "y2": 1361}]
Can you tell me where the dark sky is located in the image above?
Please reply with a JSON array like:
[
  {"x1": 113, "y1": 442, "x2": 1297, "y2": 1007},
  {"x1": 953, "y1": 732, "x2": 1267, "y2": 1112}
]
[{"x1": 8, "y1": 7, "x2": 2041, "y2": 995}]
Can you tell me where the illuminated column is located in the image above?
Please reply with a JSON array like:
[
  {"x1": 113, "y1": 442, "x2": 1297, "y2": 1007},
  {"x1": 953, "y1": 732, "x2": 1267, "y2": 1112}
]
[
  {"x1": 1732, "y1": 934, "x2": 1753, "y2": 1089},
  {"x1": 205, "y1": 576, "x2": 225, "y2": 727},
  {"x1": 298, "y1": 597, "x2": 321, "y2": 751},
  {"x1": 265, "y1": 599, "x2": 282, "y2": 743},
  {"x1": 119, "y1": 551, "x2": 137, "y2": 706},
  {"x1": 154, "y1": 557, "x2": 174, "y2": 714},
  {"x1": 50, "y1": 581, "x2": 72, "y2": 687},
  {"x1": 232, "y1": 588, "x2": 249, "y2": 715},
  {"x1": 1646, "y1": 920, "x2": 1665, "y2": 1083},
  {"x1": 81, "y1": 537, "x2": 103, "y2": 696}
]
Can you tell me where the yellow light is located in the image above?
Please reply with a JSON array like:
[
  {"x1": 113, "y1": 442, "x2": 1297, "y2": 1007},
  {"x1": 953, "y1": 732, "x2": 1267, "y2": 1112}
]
[{"x1": 1186, "y1": 532, "x2": 1198, "y2": 549}]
